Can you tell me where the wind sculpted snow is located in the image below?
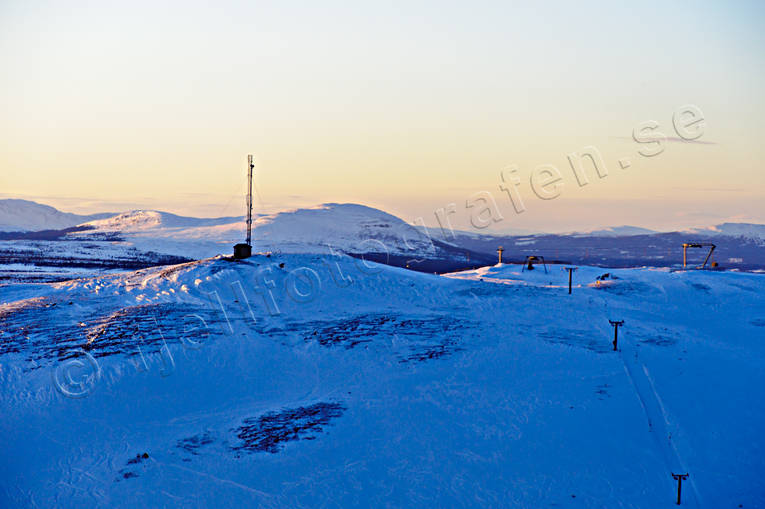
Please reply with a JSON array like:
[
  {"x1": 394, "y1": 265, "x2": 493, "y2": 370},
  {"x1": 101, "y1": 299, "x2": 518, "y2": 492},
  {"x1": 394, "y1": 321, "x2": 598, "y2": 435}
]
[{"x1": 0, "y1": 254, "x2": 763, "y2": 507}]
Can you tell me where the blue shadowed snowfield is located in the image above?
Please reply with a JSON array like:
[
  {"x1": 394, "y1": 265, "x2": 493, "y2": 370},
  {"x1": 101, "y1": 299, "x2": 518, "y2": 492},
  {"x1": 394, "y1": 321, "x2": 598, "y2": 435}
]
[{"x1": 1, "y1": 249, "x2": 763, "y2": 507}]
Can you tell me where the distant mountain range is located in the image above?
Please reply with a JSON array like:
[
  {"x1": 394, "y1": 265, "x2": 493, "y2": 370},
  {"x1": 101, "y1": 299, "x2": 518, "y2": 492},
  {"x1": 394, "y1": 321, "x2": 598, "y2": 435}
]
[
  {"x1": 572, "y1": 225, "x2": 658, "y2": 237},
  {"x1": 3, "y1": 198, "x2": 763, "y2": 242},
  {"x1": 0, "y1": 199, "x2": 115, "y2": 231},
  {"x1": 74, "y1": 202, "x2": 464, "y2": 258},
  {"x1": 0, "y1": 201, "x2": 496, "y2": 278},
  {"x1": 82, "y1": 209, "x2": 243, "y2": 230},
  {"x1": 1, "y1": 199, "x2": 764, "y2": 276},
  {"x1": 686, "y1": 222, "x2": 765, "y2": 241}
]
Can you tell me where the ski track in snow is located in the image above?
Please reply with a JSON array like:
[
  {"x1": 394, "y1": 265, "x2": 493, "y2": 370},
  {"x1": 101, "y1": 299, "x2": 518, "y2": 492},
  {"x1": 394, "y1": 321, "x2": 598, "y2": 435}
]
[
  {"x1": 447, "y1": 264, "x2": 764, "y2": 508},
  {"x1": 595, "y1": 278, "x2": 705, "y2": 508}
]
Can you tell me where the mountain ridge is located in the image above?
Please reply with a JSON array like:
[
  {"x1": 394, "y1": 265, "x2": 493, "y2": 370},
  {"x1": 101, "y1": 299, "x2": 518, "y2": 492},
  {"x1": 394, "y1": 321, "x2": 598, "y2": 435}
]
[
  {"x1": 2, "y1": 199, "x2": 762, "y2": 239},
  {"x1": 0, "y1": 199, "x2": 114, "y2": 232}
]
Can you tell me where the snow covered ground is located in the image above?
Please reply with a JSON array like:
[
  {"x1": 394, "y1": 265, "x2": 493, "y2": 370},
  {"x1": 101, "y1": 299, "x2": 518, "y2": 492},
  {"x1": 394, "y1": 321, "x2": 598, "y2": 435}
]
[{"x1": 1, "y1": 253, "x2": 763, "y2": 507}]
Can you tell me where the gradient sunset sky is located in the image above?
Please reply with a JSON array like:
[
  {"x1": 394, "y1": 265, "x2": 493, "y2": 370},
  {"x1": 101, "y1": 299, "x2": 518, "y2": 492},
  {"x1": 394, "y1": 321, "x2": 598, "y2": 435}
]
[{"x1": 1, "y1": 1, "x2": 763, "y2": 232}]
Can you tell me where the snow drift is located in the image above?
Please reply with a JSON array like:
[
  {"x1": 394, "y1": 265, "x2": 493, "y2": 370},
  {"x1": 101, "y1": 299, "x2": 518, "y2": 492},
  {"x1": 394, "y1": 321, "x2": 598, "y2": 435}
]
[{"x1": 1, "y1": 253, "x2": 763, "y2": 507}]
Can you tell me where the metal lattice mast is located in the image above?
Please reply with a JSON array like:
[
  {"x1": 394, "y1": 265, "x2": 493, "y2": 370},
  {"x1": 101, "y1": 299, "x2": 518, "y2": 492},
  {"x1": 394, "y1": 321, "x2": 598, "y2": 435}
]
[{"x1": 246, "y1": 154, "x2": 254, "y2": 246}]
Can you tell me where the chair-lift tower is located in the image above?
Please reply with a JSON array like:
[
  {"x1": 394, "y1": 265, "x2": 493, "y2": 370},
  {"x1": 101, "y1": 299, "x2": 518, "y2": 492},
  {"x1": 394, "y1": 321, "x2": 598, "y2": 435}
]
[
  {"x1": 233, "y1": 155, "x2": 255, "y2": 259},
  {"x1": 681, "y1": 242, "x2": 716, "y2": 269}
]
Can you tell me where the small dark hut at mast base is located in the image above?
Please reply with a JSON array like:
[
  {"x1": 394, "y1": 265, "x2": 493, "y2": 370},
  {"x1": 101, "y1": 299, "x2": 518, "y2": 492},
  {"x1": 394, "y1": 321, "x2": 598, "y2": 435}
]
[{"x1": 233, "y1": 154, "x2": 254, "y2": 259}]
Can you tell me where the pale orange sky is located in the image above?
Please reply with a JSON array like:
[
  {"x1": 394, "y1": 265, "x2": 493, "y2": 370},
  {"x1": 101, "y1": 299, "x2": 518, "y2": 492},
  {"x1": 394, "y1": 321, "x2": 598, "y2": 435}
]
[{"x1": 1, "y1": 1, "x2": 764, "y2": 232}]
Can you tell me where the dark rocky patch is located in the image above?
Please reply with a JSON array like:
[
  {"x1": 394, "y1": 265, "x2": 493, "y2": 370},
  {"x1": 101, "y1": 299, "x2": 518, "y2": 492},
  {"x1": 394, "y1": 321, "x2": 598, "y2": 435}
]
[
  {"x1": 301, "y1": 314, "x2": 396, "y2": 349},
  {"x1": 231, "y1": 402, "x2": 345, "y2": 454},
  {"x1": 117, "y1": 452, "x2": 150, "y2": 481},
  {"x1": 401, "y1": 337, "x2": 462, "y2": 362},
  {"x1": 298, "y1": 313, "x2": 465, "y2": 347},
  {"x1": 126, "y1": 452, "x2": 149, "y2": 465},
  {"x1": 0, "y1": 301, "x2": 225, "y2": 369},
  {"x1": 294, "y1": 313, "x2": 469, "y2": 363},
  {"x1": 176, "y1": 432, "x2": 215, "y2": 456}
]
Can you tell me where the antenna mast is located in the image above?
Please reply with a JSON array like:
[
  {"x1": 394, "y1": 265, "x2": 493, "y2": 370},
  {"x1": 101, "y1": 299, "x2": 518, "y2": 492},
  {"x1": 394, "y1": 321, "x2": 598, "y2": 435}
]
[
  {"x1": 246, "y1": 154, "x2": 254, "y2": 246},
  {"x1": 233, "y1": 154, "x2": 255, "y2": 259}
]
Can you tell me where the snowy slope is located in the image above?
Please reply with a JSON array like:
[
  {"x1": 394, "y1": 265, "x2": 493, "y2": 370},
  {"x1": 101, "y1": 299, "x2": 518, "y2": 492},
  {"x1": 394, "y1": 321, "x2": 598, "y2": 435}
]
[
  {"x1": 686, "y1": 223, "x2": 765, "y2": 243},
  {"x1": 77, "y1": 210, "x2": 246, "y2": 260},
  {"x1": 0, "y1": 199, "x2": 113, "y2": 232},
  {"x1": 246, "y1": 203, "x2": 436, "y2": 255},
  {"x1": 574, "y1": 225, "x2": 658, "y2": 237},
  {"x1": 82, "y1": 210, "x2": 242, "y2": 231},
  {"x1": 81, "y1": 203, "x2": 439, "y2": 259},
  {"x1": 1, "y1": 255, "x2": 763, "y2": 507}
]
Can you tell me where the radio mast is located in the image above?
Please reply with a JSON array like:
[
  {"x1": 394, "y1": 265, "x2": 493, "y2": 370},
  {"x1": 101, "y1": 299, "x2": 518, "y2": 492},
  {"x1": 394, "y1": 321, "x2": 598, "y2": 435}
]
[
  {"x1": 246, "y1": 154, "x2": 254, "y2": 246},
  {"x1": 233, "y1": 154, "x2": 255, "y2": 259}
]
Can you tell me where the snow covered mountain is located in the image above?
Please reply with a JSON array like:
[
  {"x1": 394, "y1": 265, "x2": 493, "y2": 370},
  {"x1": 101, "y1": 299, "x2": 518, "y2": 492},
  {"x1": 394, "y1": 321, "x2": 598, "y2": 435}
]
[
  {"x1": 80, "y1": 203, "x2": 439, "y2": 256},
  {"x1": 82, "y1": 210, "x2": 242, "y2": 231},
  {"x1": 76, "y1": 203, "x2": 491, "y2": 271},
  {"x1": 3, "y1": 199, "x2": 762, "y2": 251},
  {"x1": 0, "y1": 202, "x2": 494, "y2": 282},
  {"x1": 0, "y1": 199, "x2": 113, "y2": 232},
  {"x1": 249, "y1": 203, "x2": 437, "y2": 255},
  {"x1": 2, "y1": 200, "x2": 764, "y2": 281},
  {"x1": 685, "y1": 222, "x2": 765, "y2": 243},
  {"x1": 1, "y1": 253, "x2": 763, "y2": 507},
  {"x1": 574, "y1": 225, "x2": 658, "y2": 237}
]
